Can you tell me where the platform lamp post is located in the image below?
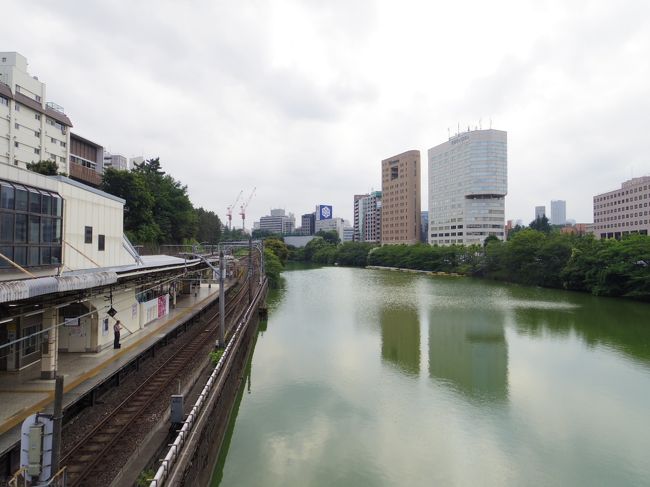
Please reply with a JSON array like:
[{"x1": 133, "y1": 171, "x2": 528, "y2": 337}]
[{"x1": 219, "y1": 251, "x2": 225, "y2": 348}]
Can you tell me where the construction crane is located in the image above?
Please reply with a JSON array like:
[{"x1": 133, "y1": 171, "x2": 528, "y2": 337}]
[
  {"x1": 240, "y1": 187, "x2": 256, "y2": 232},
  {"x1": 226, "y1": 190, "x2": 244, "y2": 229}
]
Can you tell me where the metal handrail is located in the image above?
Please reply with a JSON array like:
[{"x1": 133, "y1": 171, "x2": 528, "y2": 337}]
[{"x1": 149, "y1": 278, "x2": 266, "y2": 487}]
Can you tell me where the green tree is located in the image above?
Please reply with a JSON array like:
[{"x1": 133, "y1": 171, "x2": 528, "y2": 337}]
[
  {"x1": 264, "y1": 238, "x2": 289, "y2": 265},
  {"x1": 101, "y1": 167, "x2": 161, "y2": 243},
  {"x1": 264, "y1": 248, "x2": 283, "y2": 287},
  {"x1": 336, "y1": 242, "x2": 375, "y2": 266},
  {"x1": 303, "y1": 237, "x2": 332, "y2": 262},
  {"x1": 26, "y1": 160, "x2": 59, "y2": 176},
  {"x1": 195, "y1": 207, "x2": 222, "y2": 244},
  {"x1": 132, "y1": 158, "x2": 198, "y2": 243},
  {"x1": 315, "y1": 230, "x2": 340, "y2": 245},
  {"x1": 529, "y1": 215, "x2": 551, "y2": 234}
]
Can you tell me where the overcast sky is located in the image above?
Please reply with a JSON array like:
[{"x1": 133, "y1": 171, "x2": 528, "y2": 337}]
[{"x1": 3, "y1": 0, "x2": 649, "y2": 227}]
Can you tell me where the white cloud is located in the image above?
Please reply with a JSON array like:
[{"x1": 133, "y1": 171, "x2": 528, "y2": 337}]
[{"x1": 2, "y1": 0, "x2": 649, "y2": 225}]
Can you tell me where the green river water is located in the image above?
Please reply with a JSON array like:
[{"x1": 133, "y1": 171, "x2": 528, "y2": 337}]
[{"x1": 211, "y1": 266, "x2": 650, "y2": 486}]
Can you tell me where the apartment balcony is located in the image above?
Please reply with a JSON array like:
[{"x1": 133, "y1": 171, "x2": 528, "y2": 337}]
[{"x1": 69, "y1": 160, "x2": 102, "y2": 187}]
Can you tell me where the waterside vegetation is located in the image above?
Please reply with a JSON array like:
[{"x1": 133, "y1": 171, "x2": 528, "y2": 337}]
[{"x1": 284, "y1": 229, "x2": 650, "y2": 300}]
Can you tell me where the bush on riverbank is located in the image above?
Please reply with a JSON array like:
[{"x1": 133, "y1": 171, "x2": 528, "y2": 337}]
[
  {"x1": 263, "y1": 238, "x2": 289, "y2": 287},
  {"x1": 289, "y1": 231, "x2": 650, "y2": 300}
]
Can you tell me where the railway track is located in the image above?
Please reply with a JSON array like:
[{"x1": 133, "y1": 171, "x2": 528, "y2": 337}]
[{"x1": 61, "y1": 267, "x2": 257, "y2": 487}]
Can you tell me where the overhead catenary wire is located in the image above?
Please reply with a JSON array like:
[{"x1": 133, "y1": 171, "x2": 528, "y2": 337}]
[{"x1": 0, "y1": 267, "x2": 210, "y2": 353}]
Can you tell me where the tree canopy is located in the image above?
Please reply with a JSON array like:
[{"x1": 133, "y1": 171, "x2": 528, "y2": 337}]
[{"x1": 101, "y1": 158, "x2": 220, "y2": 245}]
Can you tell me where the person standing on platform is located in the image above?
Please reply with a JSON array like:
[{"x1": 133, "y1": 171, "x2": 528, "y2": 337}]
[{"x1": 113, "y1": 320, "x2": 122, "y2": 349}]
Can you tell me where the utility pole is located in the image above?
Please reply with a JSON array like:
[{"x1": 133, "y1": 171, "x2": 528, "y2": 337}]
[
  {"x1": 248, "y1": 239, "x2": 253, "y2": 303},
  {"x1": 51, "y1": 376, "x2": 63, "y2": 475},
  {"x1": 219, "y1": 251, "x2": 225, "y2": 347}
]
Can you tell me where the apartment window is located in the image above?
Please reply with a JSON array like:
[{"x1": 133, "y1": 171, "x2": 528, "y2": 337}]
[
  {"x1": 60, "y1": 141, "x2": 66, "y2": 148},
  {"x1": 35, "y1": 95, "x2": 41, "y2": 102},
  {"x1": 14, "y1": 103, "x2": 19, "y2": 111},
  {"x1": 35, "y1": 113, "x2": 41, "y2": 121},
  {"x1": 50, "y1": 137, "x2": 56, "y2": 144},
  {"x1": 84, "y1": 226, "x2": 92, "y2": 244},
  {"x1": 98, "y1": 234, "x2": 105, "y2": 251},
  {"x1": 59, "y1": 156, "x2": 65, "y2": 163},
  {"x1": 0, "y1": 96, "x2": 7, "y2": 106},
  {"x1": 14, "y1": 123, "x2": 19, "y2": 130},
  {"x1": 35, "y1": 131, "x2": 40, "y2": 138},
  {"x1": 34, "y1": 148, "x2": 40, "y2": 155},
  {"x1": 1, "y1": 57, "x2": 5, "y2": 62},
  {"x1": 0, "y1": 181, "x2": 62, "y2": 269},
  {"x1": 14, "y1": 142, "x2": 18, "y2": 148}
]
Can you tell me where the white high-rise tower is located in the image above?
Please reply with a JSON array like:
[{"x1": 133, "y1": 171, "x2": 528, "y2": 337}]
[{"x1": 428, "y1": 129, "x2": 507, "y2": 246}]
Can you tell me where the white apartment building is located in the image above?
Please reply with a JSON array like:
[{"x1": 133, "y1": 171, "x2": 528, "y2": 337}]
[
  {"x1": 315, "y1": 217, "x2": 347, "y2": 241},
  {"x1": 0, "y1": 52, "x2": 72, "y2": 172},
  {"x1": 535, "y1": 205, "x2": 546, "y2": 219},
  {"x1": 550, "y1": 200, "x2": 566, "y2": 225},
  {"x1": 593, "y1": 176, "x2": 650, "y2": 239},
  {"x1": 353, "y1": 191, "x2": 382, "y2": 242},
  {"x1": 428, "y1": 129, "x2": 507, "y2": 246},
  {"x1": 103, "y1": 152, "x2": 129, "y2": 171}
]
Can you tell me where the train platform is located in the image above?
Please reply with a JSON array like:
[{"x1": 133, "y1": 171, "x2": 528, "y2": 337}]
[{"x1": 0, "y1": 281, "x2": 230, "y2": 458}]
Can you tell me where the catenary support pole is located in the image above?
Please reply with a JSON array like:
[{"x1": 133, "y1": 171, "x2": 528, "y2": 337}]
[
  {"x1": 248, "y1": 239, "x2": 253, "y2": 303},
  {"x1": 219, "y1": 251, "x2": 225, "y2": 347},
  {"x1": 51, "y1": 375, "x2": 64, "y2": 475}
]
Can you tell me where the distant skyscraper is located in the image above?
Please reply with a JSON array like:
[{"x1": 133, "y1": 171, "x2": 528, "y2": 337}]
[
  {"x1": 535, "y1": 206, "x2": 546, "y2": 220},
  {"x1": 381, "y1": 150, "x2": 421, "y2": 244},
  {"x1": 353, "y1": 191, "x2": 382, "y2": 242},
  {"x1": 104, "y1": 152, "x2": 129, "y2": 171},
  {"x1": 301, "y1": 212, "x2": 315, "y2": 235},
  {"x1": 428, "y1": 129, "x2": 507, "y2": 245},
  {"x1": 550, "y1": 200, "x2": 566, "y2": 225},
  {"x1": 420, "y1": 211, "x2": 429, "y2": 243},
  {"x1": 258, "y1": 208, "x2": 295, "y2": 235}
]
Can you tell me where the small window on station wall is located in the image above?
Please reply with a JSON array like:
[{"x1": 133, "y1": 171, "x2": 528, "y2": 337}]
[
  {"x1": 84, "y1": 226, "x2": 92, "y2": 244},
  {"x1": 98, "y1": 234, "x2": 105, "y2": 251}
]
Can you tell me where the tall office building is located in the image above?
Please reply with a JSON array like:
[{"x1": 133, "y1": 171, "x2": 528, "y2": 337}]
[
  {"x1": 593, "y1": 176, "x2": 650, "y2": 239},
  {"x1": 103, "y1": 152, "x2": 129, "y2": 171},
  {"x1": 428, "y1": 129, "x2": 507, "y2": 245},
  {"x1": 550, "y1": 200, "x2": 566, "y2": 225},
  {"x1": 535, "y1": 206, "x2": 546, "y2": 220},
  {"x1": 0, "y1": 52, "x2": 72, "y2": 172},
  {"x1": 258, "y1": 208, "x2": 295, "y2": 235},
  {"x1": 301, "y1": 212, "x2": 315, "y2": 235},
  {"x1": 381, "y1": 150, "x2": 421, "y2": 244},
  {"x1": 353, "y1": 191, "x2": 382, "y2": 242}
]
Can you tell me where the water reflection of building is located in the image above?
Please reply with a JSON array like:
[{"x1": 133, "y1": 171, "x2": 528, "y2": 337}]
[
  {"x1": 428, "y1": 309, "x2": 508, "y2": 400},
  {"x1": 380, "y1": 306, "x2": 420, "y2": 376}
]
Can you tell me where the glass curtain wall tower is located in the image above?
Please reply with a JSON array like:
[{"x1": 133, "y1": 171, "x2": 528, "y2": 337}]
[{"x1": 428, "y1": 129, "x2": 507, "y2": 246}]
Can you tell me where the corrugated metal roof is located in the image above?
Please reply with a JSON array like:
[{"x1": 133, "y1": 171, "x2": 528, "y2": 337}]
[
  {"x1": 0, "y1": 272, "x2": 117, "y2": 304},
  {"x1": 51, "y1": 176, "x2": 126, "y2": 204}
]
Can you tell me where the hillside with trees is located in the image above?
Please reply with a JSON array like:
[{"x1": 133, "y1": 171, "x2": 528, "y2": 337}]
[{"x1": 101, "y1": 158, "x2": 221, "y2": 245}]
